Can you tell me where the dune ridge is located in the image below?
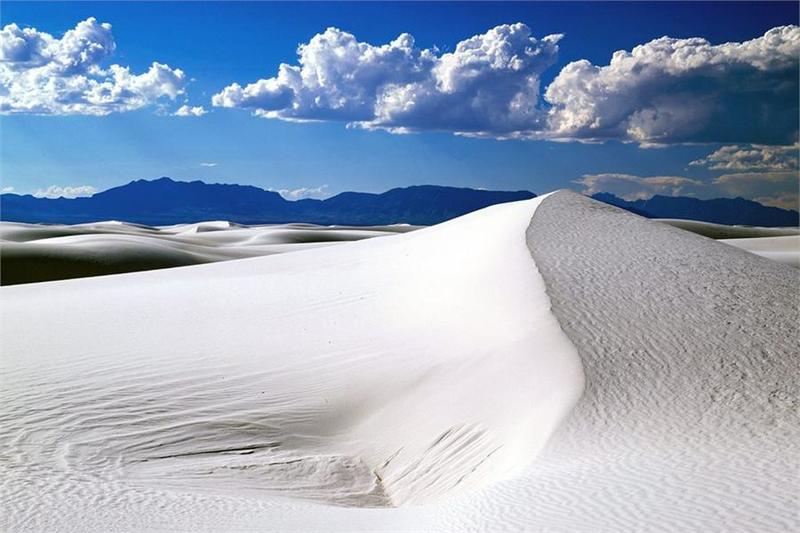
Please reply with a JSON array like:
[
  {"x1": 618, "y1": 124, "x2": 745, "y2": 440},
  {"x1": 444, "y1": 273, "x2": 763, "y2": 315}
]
[
  {"x1": 1, "y1": 192, "x2": 797, "y2": 532},
  {"x1": 0, "y1": 194, "x2": 584, "y2": 531},
  {"x1": 509, "y1": 191, "x2": 799, "y2": 532}
]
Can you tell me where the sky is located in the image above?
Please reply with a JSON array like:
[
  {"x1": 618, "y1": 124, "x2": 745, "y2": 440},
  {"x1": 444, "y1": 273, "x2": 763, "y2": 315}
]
[{"x1": 1, "y1": 1, "x2": 798, "y2": 209}]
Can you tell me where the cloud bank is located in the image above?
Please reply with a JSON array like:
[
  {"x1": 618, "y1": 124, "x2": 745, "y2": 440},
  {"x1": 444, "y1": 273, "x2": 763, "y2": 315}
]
[
  {"x1": 214, "y1": 24, "x2": 799, "y2": 145},
  {"x1": 690, "y1": 144, "x2": 799, "y2": 171},
  {"x1": 213, "y1": 24, "x2": 562, "y2": 136},
  {"x1": 0, "y1": 18, "x2": 187, "y2": 115},
  {"x1": 545, "y1": 26, "x2": 799, "y2": 145},
  {"x1": 688, "y1": 143, "x2": 799, "y2": 209},
  {"x1": 33, "y1": 185, "x2": 97, "y2": 198},
  {"x1": 574, "y1": 173, "x2": 703, "y2": 200}
]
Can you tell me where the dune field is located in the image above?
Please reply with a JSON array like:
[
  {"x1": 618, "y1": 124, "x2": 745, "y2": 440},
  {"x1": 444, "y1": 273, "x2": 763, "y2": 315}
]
[
  {"x1": 1, "y1": 191, "x2": 797, "y2": 532},
  {"x1": 2, "y1": 210, "x2": 797, "y2": 287},
  {"x1": 0, "y1": 221, "x2": 417, "y2": 285}
]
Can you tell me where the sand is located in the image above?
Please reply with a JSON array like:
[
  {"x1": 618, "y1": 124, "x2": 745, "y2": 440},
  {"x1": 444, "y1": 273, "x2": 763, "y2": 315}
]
[
  {"x1": 520, "y1": 191, "x2": 799, "y2": 531},
  {"x1": 656, "y1": 218, "x2": 800, "y2": 239},
  {"x1": 1, "y1": 192, "x2": 797, "y2": 532},
  {"x1": 0, "y1": 194, "x2": 585, "y2": 531},
  {"x1": 721, "y1": 235, "x2": 800, "y2": 268},
  {"x1": 0, "y1": 221, "x2": 415, "y2": 285}
]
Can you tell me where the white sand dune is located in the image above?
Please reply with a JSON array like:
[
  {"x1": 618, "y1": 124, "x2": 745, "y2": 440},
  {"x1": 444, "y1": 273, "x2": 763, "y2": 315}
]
[
  {"x1": 720, "y1": 235, "x2": 800, "y2": 268},
  {"x1": 1, "y1": 192, "x2": 797, "y2": 532},
  {"x1": 656, "y1": 218, "x2": 800, "y2": 239},
  {"x1": 0, "y1": 194, "x2": 585, "y2": 531},
  {"x1": 0, "y1": 221, "x2": 415, "y2": 284}
]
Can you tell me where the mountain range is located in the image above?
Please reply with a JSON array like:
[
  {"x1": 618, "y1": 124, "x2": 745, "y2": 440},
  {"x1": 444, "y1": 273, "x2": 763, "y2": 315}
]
[
  {"x1": 1, "y1": 177, "x2": 797, "y2": 227},
  {"x1": 592, "y1": 193, "x2": 799, "y2": 227},
  {"x1": 0, "y1": 178, "x2": 535, "y2": 226}
]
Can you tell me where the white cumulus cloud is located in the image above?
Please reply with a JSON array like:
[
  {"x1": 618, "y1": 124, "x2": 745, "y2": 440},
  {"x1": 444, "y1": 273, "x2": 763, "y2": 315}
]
[
  {"x1": 0, "y1": 17, "x2": 187, "y2": 115},
  {"x1": 32, "y1": 185, "x2": 97, "y2": 198},
  {"x1": 545, "y1": 26, "x2": 800, "y2": 145},
  {"x1": 690, "y1": 144, "x2": 799, "y2": 171},
  {"x1": 270, "y1": 185, "x2": 329, "y2": 200},
  {"x1": 174, "y1": 104, "x2": 207, "y2": 117},
  {"x1": 213, "y1": 24, "x2": 799, "y2": 144},
  {"x1": 213, "y1": 24, "x2": 562, "y2": 136}
]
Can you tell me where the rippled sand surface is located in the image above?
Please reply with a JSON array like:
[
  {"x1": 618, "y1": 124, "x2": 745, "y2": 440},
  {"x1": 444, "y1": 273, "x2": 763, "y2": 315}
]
[{"x1": 2, "y1": 192, "x2": 797, "y2": 532}]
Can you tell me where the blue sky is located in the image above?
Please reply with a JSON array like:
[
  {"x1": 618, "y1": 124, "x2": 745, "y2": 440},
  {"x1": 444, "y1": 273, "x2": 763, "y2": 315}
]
[{"x1": 1, "y1": 2, "x2": 798, "y2": 208}]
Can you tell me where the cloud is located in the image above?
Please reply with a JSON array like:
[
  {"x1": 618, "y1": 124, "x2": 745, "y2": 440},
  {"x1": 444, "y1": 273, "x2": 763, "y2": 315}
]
[
  {"x1": 213, "y1": 24, "x2": 562, "y2": 136},
  {"x1": 213, "y1": 24, "x2": 798, "y2": 144},
  {"x1": 578, "y1": 169, "x2": 798, "y2": 208},
  {"x1": 710, "y1": 170, "x2": 798, "y2": 208},
  {"x1": 690, "y1": 144, "x2": 799, "y2": 171},
  {"x1": 32, "y1": 185, "x2": 97, "y2": 198},
  {"x1": 1, "y1": 186, "x2": 14, "y2": 193},
  {"x1": 753, "y1": 194, "x2": 799, "y2": 210},
  {"x1": 0, "y1": 18, "x2": 187, "y2": 115},
  {"x1": 270, "y1": 185, "x2": 329, "y2": 200},
  {"x1": 200, "y1": 162, "x2": 218, "y2": 167},
  {"x1": 574, "y1": 173, "x2": 703, "y2": 200},
  {"x1": 713, "y1": 171, "x2": 797, "y2": 185},
  {"x1": 174, "y1": 104, "x2": 207, "y2": 117},
  {"x1": 544, "y1": 26, "x2": 800, "y2": 145}
]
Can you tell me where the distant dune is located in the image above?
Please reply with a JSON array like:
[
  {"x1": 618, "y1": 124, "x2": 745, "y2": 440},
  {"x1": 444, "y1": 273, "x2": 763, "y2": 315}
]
[
  {"x1": 1, "y1": 192, "x2": 797, "y2": 531},
  {"x1": 657, "y1": 218, "x2": 800, "y2": 239},
  {"x1": 0, "y1": 221, "x2": 416, "y2": 285},
  {"x1": 3, "y1": 213, "x2": 797, "y2": 286},
  {"x1": 721, "y1": 235, "x2": 800, "y2": 268}
]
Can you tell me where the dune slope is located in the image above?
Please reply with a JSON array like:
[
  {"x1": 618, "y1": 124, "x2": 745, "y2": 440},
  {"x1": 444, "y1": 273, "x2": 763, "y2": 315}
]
[
  {"x1": 0, "y1": 195, "x2": 584, "y2": 531},
  {"x1": 513, "y1": 191, "x2": 799, "y2": 532},
  {"x1": 1, "y1": 192, "x2": 796, "y2": 532},
  {"x1": 721, "y1": 235, "x2": 800, "y2": 268}
]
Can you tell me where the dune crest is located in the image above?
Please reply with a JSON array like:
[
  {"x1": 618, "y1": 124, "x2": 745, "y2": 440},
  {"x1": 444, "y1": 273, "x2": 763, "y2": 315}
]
[
  {"x1": 0, "y1": 195, "x2": 584, "y2": 530},
  {"x1": 3, "y1": 192, "x2": 796, "y2": 531}
]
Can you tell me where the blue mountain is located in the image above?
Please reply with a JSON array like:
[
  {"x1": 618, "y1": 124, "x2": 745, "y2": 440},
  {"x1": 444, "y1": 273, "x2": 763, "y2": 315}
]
[
  {"x1": 0, "y1": 177, "x2": 535, "y2": 226},
  {"x1": 592, "y1": 193, "x2": 799, "y2": 227},
  {"x1": 3, "y1": 179, "x2": 796, "y2": 227}
]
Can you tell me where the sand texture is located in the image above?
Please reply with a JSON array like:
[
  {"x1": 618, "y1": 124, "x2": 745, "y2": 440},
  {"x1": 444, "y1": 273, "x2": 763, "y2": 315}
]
[
  {"x1": 1, "y1": 192, "x2": 797, "y2": 531},
  {"x1": 1, "y1": 195, "x2": 585, "y2": 531},
  {"x1": 521, "y1": 191, "x2": 799, "y2": 532}
]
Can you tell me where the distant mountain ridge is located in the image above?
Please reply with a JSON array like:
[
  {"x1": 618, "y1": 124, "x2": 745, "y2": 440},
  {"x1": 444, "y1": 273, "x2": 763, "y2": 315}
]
[
  {"x1": 2, "y1": 179, "x2": 796, "y2": 227},
  {"x1": 0, "y1": 178, "x2": 535, "y2": 225},
  {"x1": 592, "y1": 193, "x2": 799, "y2": 227}
]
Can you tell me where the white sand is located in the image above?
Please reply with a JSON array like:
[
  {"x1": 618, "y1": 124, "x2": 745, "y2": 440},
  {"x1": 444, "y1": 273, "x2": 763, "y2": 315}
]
[
  {"x1": 721, "y1": 235, "x2": 800, "y2": 268},
  {"x1": 522, "y1": 191, "x2": 799, "y2": 532},
  {"x1": 0, "y1": 194, "x2": 586, "y2": 531},
  {"x1": 0, "y1": 221, "x2": 415, "y2": 284},
  {"x1": 656, "y1": 219, "x2": 800, "y2": 239},
  {"x1": 2, "y1": 192, "x2": 796, "y2": 531}
]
